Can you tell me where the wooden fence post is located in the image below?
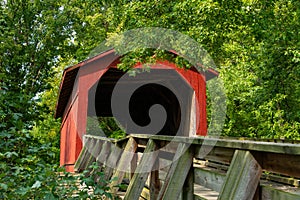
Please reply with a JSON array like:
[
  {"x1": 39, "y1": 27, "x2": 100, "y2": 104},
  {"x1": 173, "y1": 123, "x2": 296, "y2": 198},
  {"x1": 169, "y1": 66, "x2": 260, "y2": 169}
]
[
  {"x1": 218, "y1": 150, "x2": 262, "y2": 200},
  {"x1": 150, "y1": 157, "x2": 161, "y2": 200},
  {"x1": 182, "y1": 167, "x2": 194, "y2": 200},
  {"x1": 109, "y1": 137, "x2": 138, "y2": 194},
  {"x1": 124, "y1": 139, "x2": 158, "y2": 200},
  {"x1": 158, "y1": 143, "x2": 194, "y2": 200}
]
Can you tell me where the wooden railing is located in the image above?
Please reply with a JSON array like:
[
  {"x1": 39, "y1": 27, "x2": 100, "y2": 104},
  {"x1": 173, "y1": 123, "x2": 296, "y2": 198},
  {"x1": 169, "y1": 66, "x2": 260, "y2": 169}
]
[{"x1": 74, "y1": 134, "x2": 300, "y2": 200}]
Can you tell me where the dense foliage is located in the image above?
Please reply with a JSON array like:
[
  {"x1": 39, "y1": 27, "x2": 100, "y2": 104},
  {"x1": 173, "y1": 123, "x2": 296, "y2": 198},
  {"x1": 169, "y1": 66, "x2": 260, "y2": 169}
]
[
  {"x1": 101, "y1": 0, "x2": 300, "y2": 139},
  {"x1": 0, "y1": 0, "x2": 299, "y2": 198}
]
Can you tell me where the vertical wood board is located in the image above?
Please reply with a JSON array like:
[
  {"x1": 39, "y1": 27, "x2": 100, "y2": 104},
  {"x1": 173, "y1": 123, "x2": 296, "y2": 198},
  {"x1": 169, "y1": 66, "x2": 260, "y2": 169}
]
[
  {"x1": 218, "y1": 150, "x2": 262, "y2": 200},
  {"x1": 158, "y1": 143, "x2": 194, "y2": 200},
  {"x1": 124, "y1": 139, "x2": 158, "y2": 200},
  {"x1": 110, "y1": 137, "x2": 138, "y2": 194}
]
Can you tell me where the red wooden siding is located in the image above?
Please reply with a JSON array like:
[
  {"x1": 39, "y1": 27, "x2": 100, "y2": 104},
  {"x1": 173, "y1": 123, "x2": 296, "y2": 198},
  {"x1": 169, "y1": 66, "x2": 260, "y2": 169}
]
[{"x1": 60, "y1": 97, "x2": 79, "y2": 166}]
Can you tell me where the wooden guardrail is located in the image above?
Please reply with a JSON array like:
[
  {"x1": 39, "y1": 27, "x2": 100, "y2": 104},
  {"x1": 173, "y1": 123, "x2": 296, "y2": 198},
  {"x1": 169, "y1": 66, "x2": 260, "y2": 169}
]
[{"x1": 74, "y1": 134, "x2": 300, "y2": 200}]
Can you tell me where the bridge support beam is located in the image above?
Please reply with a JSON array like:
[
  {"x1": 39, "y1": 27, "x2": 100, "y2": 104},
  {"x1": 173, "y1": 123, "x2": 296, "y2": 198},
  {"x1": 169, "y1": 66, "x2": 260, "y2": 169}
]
[{"x1": 218, "y1": 150, "x2": 262, "y2": 200}]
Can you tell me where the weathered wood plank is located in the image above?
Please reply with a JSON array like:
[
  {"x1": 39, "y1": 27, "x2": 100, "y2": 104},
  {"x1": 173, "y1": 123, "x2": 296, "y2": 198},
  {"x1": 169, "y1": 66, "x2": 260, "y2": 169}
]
[
  {"x1": 218, "y1": 150, "x2": 262, "y2": 200},
  {"x1": 84, "y1": 134, "x2": 118, "y2": 142},
  {"x1": 194, "y1": 166, "x2": 300, "y2": 200},
  {"x1": 260, "y1": 180, "x2": 300, "y2": 200},
  {"x1": 131, "y1": 152, "x2": 138, "y2": 179},
  {"x1": 81, "y1": 138, "x2": 97, "y2": 170},
  {"x1": 158, "y1": 141, "x2": 179, "y2": 154},
  {"x1": 103, "y1": 144, "x2": 122, "y2": 180},
  {"x1": 131, "y1": 134, "x2": 300, "y2": 155},
  {"x1": 182, "y1": 167, "x2": 194, "y2": 200},
  {"x1": 96, "y1": 141, "x2": 111, "y2": 168},
  {"x1": 158, "y1": 150, "x2": 175, "y2": 161},
  {"x1": 194, "y1": 184, "x2": 219, "y2": 200},
  {"x1": 205, "y1": 162, "x2": 229, "y2": 172},
  {"x1": 194, "y1": 159, "x2": 230, "y2": 172},
  {"x1": 254, "y1": 152, "x2": 300, "y2": 178},
  {"x1": 194, "y1": 166, "x2": 226, "y2": 192},
  {"x1": 159, "y1": 158, "x2": 172, "y2": 171},
  {"x1": 150, "y1": 158, "x2": 160, "y2": 200},
  {"x1": 124, "y1": 139, "x2": 158, "y2": 200},
  {"x1": 74, "y1": 136, "x2": 94, "y2": 172},
  {"x1": 158, "y1": 143, "x2": 194, "y2": 200},
  {"x1": 196, "y1": 147, "x2": 300, "y2": 179},
  {"x1": 82, "y1": 139, "x2": 103, "y2": 171},
  {"x1": 195, "y1": 146, "x2": 234, "y2": 164},
  {"x1": 262, "y1": 173, "x2": 300, "y2": 187},
  {"x1": 110, "y1": 137, "x2": 138, "y2": 194},
  {"x1": 96, "y1": 140, "x2": 121, "y2": 180},
  {"x1": 74, "y1": 145, "x2": 88, "y2": 172}
]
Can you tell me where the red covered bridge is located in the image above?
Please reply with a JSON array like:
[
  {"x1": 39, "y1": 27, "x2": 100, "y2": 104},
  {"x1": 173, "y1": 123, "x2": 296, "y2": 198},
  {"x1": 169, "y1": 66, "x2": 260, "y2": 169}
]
[{"x1": 55, "y1": 49, "x2": 218, "y2": 171}]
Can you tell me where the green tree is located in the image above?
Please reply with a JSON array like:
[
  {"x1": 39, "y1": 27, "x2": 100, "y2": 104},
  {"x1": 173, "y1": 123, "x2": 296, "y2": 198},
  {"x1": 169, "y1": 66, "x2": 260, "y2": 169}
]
[
  {"x1": 221, "y1": 0, "x2": 300, "y2": 138},
  {"x1": 0, "y1": 0, "x2": 77, "y2": 130}
]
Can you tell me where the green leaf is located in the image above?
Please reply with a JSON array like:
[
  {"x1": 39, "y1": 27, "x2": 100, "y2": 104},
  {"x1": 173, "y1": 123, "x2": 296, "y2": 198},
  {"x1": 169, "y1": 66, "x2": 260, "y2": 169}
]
[
  {"x1": 0, "y1": 183, "x2": 8, "y2": 191},
  {"x1": 94, "y1": 187, "x2": 104, "y2": 195},
  {"x1": 31, "y1": 180, "x2": 42, "y2": 189}
]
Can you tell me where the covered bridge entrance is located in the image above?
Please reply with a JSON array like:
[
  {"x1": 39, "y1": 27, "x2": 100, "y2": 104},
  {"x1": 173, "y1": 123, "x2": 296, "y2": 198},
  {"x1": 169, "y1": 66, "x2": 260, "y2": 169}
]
[{"x1": 55, "y1": 49, "x2": 217, "y2": 171}]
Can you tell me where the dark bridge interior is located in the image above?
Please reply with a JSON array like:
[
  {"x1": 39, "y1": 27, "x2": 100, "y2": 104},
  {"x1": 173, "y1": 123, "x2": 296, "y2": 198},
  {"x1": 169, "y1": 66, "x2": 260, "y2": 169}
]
[{"x1": 88, "y1": 68, "x2": 193, "y2": 136}]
